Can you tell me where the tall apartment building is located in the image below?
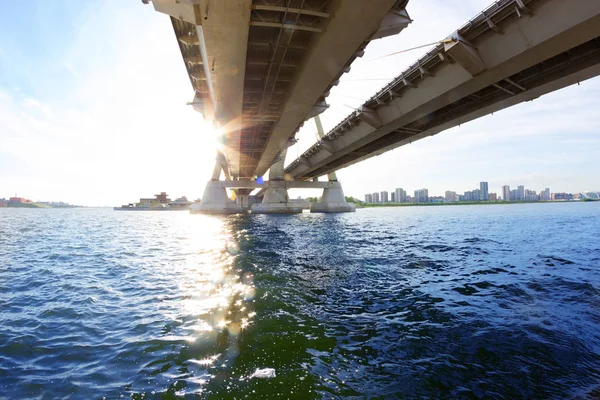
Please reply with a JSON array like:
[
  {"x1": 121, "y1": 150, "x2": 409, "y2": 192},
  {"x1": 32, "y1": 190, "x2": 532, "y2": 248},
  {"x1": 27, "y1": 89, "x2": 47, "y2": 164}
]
[
  {"x1": 541, "y1": 188, "x2": 550, "y2": 201},
  {"x1": 365, "y1": 193, "x2": 373, "y2": 203},
  {"x1": 480, "y1": 181, "x2": 489, "y2": 201},
  {"x1": 380, "y1": 191, "x2": 389, "y2": 203},
  {"x1": 510, "y1": 189, "x2": 518, "y2": 201},
  {"x1": 502, "y1": 185, "x2": 511, "y2": 202},
  {"x1": 414, "y1": 188, "x2": 429, "y2": 203},
  {"x1": 445, "y1": 191, "x2": 457, "y2": 202},
  {"x1": 517, "y1": 185, "x2": 525, "y2": 201},
  {"x1": 391, "y1": 192, "x2": 396, "y2": 202},
  {"x1": 395, "y1": 188, "x2": 406, "y2": 203},
  {"x1": 372, "y1": 192, "x2": 380, "y2": 203}
]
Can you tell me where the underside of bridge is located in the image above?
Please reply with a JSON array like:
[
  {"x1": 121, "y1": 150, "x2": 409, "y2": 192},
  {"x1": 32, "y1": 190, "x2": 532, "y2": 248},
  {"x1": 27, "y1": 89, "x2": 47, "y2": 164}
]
[
  {"x1": 285, "y1": 0, "x2": 600, "y2": 180},
  {"x1": 147, "y1": 0, "x2": 412, "y2": 213},
  {"x1": 151, "y1": 0, "x2": 411, "y2": 178}
]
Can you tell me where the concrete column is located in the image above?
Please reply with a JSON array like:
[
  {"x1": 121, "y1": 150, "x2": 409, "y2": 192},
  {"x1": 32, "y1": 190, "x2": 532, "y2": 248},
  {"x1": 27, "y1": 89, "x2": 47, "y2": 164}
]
[
  {"x1": 234, "y1": 189, "x2": 253, "y2": 211},
  {"x1": 310, "y1": 116, "x2": 355, "y2": 213},
  {"x1": 191, "y1": 161, "x2": 243, "y2": 214},
  {"x1": 310, "y1": 181, "x2": 356, "y2": 213},
  {"x1": 251, "y1": 149, "x2": 302, "y2": 214}
]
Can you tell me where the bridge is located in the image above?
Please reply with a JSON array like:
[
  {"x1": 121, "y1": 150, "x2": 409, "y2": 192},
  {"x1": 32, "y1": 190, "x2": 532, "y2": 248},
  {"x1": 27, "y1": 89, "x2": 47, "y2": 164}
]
[
  {"x1": 144, "y1": 0, "x2": 600, "y2": 214},
  {"x1": 285, "y1": 0, "x2": 600, "y2": 181}
]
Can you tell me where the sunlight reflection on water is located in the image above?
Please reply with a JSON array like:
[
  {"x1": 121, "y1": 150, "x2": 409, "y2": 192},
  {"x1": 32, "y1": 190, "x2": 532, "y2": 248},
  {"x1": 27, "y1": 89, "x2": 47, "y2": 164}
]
[{"x1": 167, "y1": 213, "x2": 257, "y2": 395}]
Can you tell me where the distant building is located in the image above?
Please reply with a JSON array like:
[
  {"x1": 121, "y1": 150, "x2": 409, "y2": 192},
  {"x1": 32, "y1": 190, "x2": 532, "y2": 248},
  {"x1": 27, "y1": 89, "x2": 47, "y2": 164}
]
[
  {"x1": 395, "y1": 188, "x2": 407, "y2": 203},
  {"x1": 480, "y1": 181, "x2": 489, "y2": 201},
  {"x1": 552, "y1": 193, "x2": 573, "y2": 200},
  {"x1": 502, "y1": 185, "x2": 511, "y2": 202},
  {"x1": 517, "y1": 185, "x2": 525, "y2": 201},
  {"x1": 552, "y1": 192, "x2": 573, "y2": 201},
  {"x1": 127, "y1": 192, "x2": 174, "y2": 209},
  {"x1": 541, "y1": 188, "x2": 551, "y2": 201},
  {"x1": 365, "y1": 193, "x2": 373, "y2": 203},
  {"x1": 445, "y1": 191, "x2": 457, "y2": 202},
  {"x1": 430, "y1": 196, "x2": 444, "y2": 203},
  {"x1": 488, "y1": 193, "x2": 498, "y2": 201},
  {"x1": 414, "y1": 188, "x2": 428, "y2": 203},
  {"x1": 9, "y1": 197, "x2": 32, "y2": 203},
  {"x1": 380, "y1": 191, "x2": 389, "y2": 203},
  {"x1": 0, "y1": 202, "x2": 6, "y2": 208},
  {"x1": 372, "y1": 192, "x2": 380, "y2": 203},
  {"x1": 391, "y1": 192, "x2": 396, "y2": 203},
  {"x1": 524, "y1": 189, "x2": 539, "y2": 201},
  {"x1": 510, "y1": 189, "x2": 518, "y2": 201}
]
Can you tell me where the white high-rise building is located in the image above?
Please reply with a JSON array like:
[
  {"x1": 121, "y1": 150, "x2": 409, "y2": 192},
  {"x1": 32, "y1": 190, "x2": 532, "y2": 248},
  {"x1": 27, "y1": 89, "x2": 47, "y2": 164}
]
[
  {"x1": 445, "y1": 191, "x2": 457, "y2": 202},
  {"x1": 480, "y1": 181, "x2": 489, "y2": 201},
  {"x1": 541, "y1": 188, "x2": 550, "y2": 201},
  {"x1": 414, "y1": 189, "x2": 429, "y2": 203},
  {"x1": 372, "y1": 192, "x2": 380, "y2": 203},
  {"x1": 395, "y1": 188, "x2": 406, "y2": 203},
  {"x1": 502, "y1": 185, "x2": 511, "y2": 202},
  {"x1": 518, "y1": 185, "x2": 525, "y2": 201},
  {"x1": 380, "y1": 191, "x2": 389, "y2": 203}
]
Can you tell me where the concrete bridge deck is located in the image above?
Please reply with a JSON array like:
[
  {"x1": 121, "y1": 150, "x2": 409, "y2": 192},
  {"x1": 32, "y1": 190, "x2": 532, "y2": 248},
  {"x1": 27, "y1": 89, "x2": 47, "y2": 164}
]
[
  {"x1": 285, "y1": 0, "x2": 600, "y2": 179},
  {"x1": 146, "y1": 0, "x2": 411, "y2": 179}
]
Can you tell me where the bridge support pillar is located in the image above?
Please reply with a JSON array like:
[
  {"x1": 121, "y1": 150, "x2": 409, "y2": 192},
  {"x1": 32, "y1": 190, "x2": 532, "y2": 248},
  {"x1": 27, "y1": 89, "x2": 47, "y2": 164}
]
[
  {"x1": 310, "y1": 180, "x2": 356, "y2": 213},
  {"x1": 191, "y1": 181, "x2": 243, "y2": 214},
  {"x1": 251, "y1": 149, "x2": 302, "y2": 214},
  {"x1": 309, "y1": 116, "x2": 355, "y2": 213},
  {"x1": 191, "y1": 161, "x2": 243, "y2": 214}
]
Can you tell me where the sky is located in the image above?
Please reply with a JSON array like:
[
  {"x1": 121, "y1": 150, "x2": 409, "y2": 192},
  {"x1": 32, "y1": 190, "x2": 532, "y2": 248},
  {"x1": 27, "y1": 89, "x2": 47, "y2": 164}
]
[{"x1": 0, "y1": 0, "x2": 598, "y2": 206}]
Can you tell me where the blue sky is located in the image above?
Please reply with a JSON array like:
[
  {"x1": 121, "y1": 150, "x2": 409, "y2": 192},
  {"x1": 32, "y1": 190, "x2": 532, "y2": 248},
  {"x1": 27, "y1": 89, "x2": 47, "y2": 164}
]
[{"x1": 0, "y1": 0, "x2": 598, "y2": 205}]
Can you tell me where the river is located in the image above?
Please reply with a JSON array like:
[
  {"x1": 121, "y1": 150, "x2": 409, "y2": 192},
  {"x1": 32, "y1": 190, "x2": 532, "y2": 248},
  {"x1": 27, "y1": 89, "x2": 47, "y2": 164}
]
[{"x1": 1, "y1": 202, "x2": 599, "y2": 398}]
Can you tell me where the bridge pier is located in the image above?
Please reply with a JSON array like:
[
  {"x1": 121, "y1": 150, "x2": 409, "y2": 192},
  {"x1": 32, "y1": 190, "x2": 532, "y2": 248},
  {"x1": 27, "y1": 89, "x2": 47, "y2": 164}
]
[
  {"x1": 309, "y1": 116, "x2": 355, "y2": 213},
  {"x1": 310, "y1": 180, "x2": 356, "y2": 213},
  {"x1": 191, "y1": 161, "x2": 243, "y2": 214},
  {"x1": 191, "y1": 181, "x2": 243, "y2": 214},
  {"x1": 251, "y1": 150, "x2": 302, "y2": 214}
]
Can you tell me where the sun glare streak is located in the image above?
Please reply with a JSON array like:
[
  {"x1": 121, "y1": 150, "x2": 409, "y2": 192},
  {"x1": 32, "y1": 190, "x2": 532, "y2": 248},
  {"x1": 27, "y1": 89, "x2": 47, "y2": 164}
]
[{"x1": 162, "y1": 214, "x2": 258, "y2": 393}]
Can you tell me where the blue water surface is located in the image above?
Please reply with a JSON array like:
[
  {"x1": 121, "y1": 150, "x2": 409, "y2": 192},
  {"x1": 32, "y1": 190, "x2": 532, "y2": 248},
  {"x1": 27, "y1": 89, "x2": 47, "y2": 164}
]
[{"x1": 1, "y1": 202, "x2": 599, "y2": 399}]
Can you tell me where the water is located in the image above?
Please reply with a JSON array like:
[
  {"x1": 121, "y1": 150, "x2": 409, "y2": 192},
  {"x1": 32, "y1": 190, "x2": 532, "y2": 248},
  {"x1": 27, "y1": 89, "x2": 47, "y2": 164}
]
[{"x1": 1, "y1": 203, "x2": 599, "y2": 399}]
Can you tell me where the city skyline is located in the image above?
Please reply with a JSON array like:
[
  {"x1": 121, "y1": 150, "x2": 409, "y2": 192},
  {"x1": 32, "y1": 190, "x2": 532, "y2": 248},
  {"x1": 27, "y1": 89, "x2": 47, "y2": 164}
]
[{"x1": 363, "y1": 180, "x2": 599, "y2": 204}]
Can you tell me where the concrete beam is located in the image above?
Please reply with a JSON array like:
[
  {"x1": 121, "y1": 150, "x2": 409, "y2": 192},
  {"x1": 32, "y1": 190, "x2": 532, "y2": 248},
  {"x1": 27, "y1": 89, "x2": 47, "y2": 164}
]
[
  {"x1": 209, "y1": 180, "x2": 340, "y2": 189},
  {"x1": 444, "y1": 34, "x2": 486, "y2": 76},
  {"x1": 250, "y1": 5, "x2": 330, "y2": 18},
  {"x1": 151, "y1": 0, "x2": 199, "y2": 25},
  {"x1": 357, "y1": 106, "x2": 382, "y2": 128},
  {"x1": 372, "y1": 8, "x2": 412, "y2": 40},
  {"x1": 249, "y1": 21, "x2": 322, "y2": 33},
  {"x1": 306, "y1": 100, "x2": 330, "y2": 120},
  {"x1": 197, "y1": 0, "x2": 252, "y2": 177},
  {"x1": 318, "y1": 140, "x2": 336, "y2": 154},
  {"x1": 324, "y1": 62, "x2": 600, "y2": 175}
]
